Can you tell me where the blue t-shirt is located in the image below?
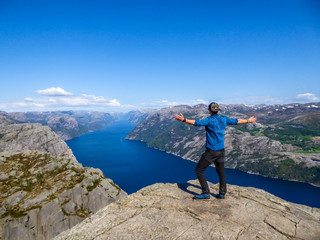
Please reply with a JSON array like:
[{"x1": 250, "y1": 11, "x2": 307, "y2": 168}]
[{"x1": 194, "y1": 115, "x2": 238, "y2": 151}]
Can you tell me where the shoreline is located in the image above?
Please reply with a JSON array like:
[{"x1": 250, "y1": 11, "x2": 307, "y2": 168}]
[{"x1": 125, "y1": 137, "x2": 320, "y2": 188}]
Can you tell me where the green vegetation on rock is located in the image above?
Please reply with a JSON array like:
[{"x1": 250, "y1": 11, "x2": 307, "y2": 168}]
[
  {"x1": 239, "y1": 158, "x2": 320, "y2": 185},
  {"x1": 86, "y1": 179, "x2": 102, "y2": 192},
  {"x1": 0, "y1": 152, "x2": 86, "y2": 218},
  {"x1": 61, "y1": 205, "x2": 90, "y2": 218},
  {"x1": 1, "y1": 205, "x2": 42, "y2": 219}
]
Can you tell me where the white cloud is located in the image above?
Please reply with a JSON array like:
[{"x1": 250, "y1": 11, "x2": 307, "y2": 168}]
[
  {"x1": 120, "y1": 104, "x2": 136, "y2": 108},
  {"x1": 108, "y1": 99, "x2": 121, "y2": 107},
  {"x1": 55, "y1": 94, "x2": 121, "y2": 107},
  {"x1": 33, "y1": 103, "x2": 45, "y2": 107},
  {"x1": 17, "y1": 102, "x2": 28, "y2": 107},
  {"x1": 221, "y1": 95, "x2": 282, "y2": 105},
  {"x1": 190, "y1": 99, "x2": 208, "y2": 105},
  {"x1": 295, "y1": 93, "x2": 319, "y2": 102},
  {"x1": 156, "y1": 100, "x2": 179, "y2": 107},
  {"x1": 141, "y1": 99, "x2": 209, "y2": 108},
  {"x1": 36, "y1": 87, "x2": 73, "y2": 96},
  {"x1": 0, "y1": 91, "x2": 125, "y2": 112},
  {"x1": 220, "y1": 93, "x2": 320, "y2": 105},
  {"x1": 24, "y1": 97, "x2": 33, "y2": 102}
]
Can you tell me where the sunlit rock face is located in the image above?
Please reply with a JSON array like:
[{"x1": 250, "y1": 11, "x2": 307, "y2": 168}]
[{"x1": 54, "y1": 179, "x2": 320, "y2": 240}]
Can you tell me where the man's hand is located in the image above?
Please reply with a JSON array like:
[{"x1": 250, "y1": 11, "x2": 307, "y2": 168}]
[
  {"x1": 174, "y1": 113, "x2": 184, "y2": 122},
  {"x1": 248, "y1": 116, "x2": 257, "y2": 123},
  {"x1": 174, "y1": 113, "x2": 196, "y2": 125}
]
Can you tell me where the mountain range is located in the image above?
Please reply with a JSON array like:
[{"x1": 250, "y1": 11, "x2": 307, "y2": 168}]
[
  {"x1": 1, "y1": 103, "x2": 319, "y2": 185},
  {"x1": 0, "y1": 110, "x2": 151, "y2": 141},
  {"x1": 1, "y1": 104, "x2": 320, "y2": 239},
  {"x1": 126, "y1": 102, "x2": 320, "y2": 186}
]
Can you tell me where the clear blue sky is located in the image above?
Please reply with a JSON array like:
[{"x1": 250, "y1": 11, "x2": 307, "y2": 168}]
[{"x1": 0, "y1": 0, "x2": 319, "y2": 112}]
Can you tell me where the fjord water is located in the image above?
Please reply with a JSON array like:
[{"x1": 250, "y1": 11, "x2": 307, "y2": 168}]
[{"x1": 66, "y1": 121, "x2": 320, "y2": 208}]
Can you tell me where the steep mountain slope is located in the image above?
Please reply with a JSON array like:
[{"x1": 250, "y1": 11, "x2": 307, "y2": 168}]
[
  {"x1": 0, "y1": 111, "x2": 115, "y2": 140},
  {"x1": 54, "y1": 179, "x2": 320, "y2": 240},
  {"x1": 0, "y1": 116, "x2": 127, "y2": 240},
  {"x1": 126, "y1": 103, "x2": 320, "y2": 185},
  {"x1": 117, "y1": 109, "x2": 153, "y2": 124}
]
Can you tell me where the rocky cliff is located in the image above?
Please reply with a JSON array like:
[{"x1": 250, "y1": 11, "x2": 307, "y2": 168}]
[
  {"x1": 117, "y1": 110, "x2": 153, "y2": 124},
  {"x1": 54, "y1": 179, "x2": 320, "y2": 240},
  {"x1": 0, "y1": 111, "x2": 115, "y2": 141},
  {"x1": 126, "y1": 104, "x2": 320, "y2": 185},
  {"x1": 0, "y1": 116, "x2": 127, "y2": 240}
]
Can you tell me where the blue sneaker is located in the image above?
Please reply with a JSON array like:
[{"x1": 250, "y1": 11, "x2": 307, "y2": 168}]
[
  {"x1": 214, "y1": 194, "x2": 225, "y2": 199},
  {"x1": 193, "y1": 193, "x2": 210, "y2": 200}
]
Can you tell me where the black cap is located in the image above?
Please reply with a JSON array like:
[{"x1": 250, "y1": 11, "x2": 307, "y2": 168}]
[{"x1": 208, "y1": 102, "x2": 221, "y2": 112}]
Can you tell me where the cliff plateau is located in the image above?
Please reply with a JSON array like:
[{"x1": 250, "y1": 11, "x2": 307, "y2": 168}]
[
  {"x1": 0, "y1": 116, "x2": 127, "y2": 240},
  {"x1": 54, "y1": 179, "x2": 320, "y2": 240}
]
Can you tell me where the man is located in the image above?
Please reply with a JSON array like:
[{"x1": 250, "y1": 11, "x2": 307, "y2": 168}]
[{"x1": 174, "y1": 102, "x2": 256, "y2": 200}]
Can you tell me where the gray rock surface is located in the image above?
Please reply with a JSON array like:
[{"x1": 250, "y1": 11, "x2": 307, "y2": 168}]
[
  {"x1": 0, "y1": 116, "x2": 127, "y2": 240},
  {"x1": 0, "y1": 122, "x2": 76, "y2": 160},
  {"x1": 54, "y1": 180, "x2": 320, "y2": 240},
  {"x1": 46, "y1": 114, "x2": 79, "y2": 141},
  {"x1": 0, "y1": 115, "x2": 14, "y2": 127}
]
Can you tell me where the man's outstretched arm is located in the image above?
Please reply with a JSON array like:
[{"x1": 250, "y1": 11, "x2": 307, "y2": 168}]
[
  {"x1": 237, "y1": 116, "x2": 257, "y2": 124},
  {"x1": 174, "y1": 113, "x2": 195, "y2": 125},
  {"x1": 175, "y1": 113, "x2": 257, "y2": 125}
]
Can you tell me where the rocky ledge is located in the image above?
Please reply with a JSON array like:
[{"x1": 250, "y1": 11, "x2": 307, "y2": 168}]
[
  {"x1": 55, "y1": 180, "x2": 320, "y2": 240},
  {"x1": 0, "y1": 116, "x2": 127, "y2": 240}
]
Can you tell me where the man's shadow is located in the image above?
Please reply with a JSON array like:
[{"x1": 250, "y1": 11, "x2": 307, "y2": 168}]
[
  {"x1": 177, "y1": 182, "x2": 218, "y2": 198},
  {"x1": 177, "y1": 182, "x2": 202, "y2": 195}
]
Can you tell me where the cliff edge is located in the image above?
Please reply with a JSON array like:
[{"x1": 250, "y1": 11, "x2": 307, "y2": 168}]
[
  {"x1": 0, "y1": 115, "x2": 127, "y2": 240},
  {"x1": 55, "y1": 179, "x2": 320, "y2": 240}
]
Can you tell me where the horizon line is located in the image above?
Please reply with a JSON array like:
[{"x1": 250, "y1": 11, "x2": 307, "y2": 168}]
[{"x1": 1, "y1": 101, "x2": 319, "y2": 114}]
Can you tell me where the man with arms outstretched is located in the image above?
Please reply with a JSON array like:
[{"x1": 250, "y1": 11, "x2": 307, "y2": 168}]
[{"x1": 174, "y1": 102, "x2": 256, "y2": 200}]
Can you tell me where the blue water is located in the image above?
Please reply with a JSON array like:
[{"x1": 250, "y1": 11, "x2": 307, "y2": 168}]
[{"x1": 66, "y1": 120, "x2": 320, "y2": 208}]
